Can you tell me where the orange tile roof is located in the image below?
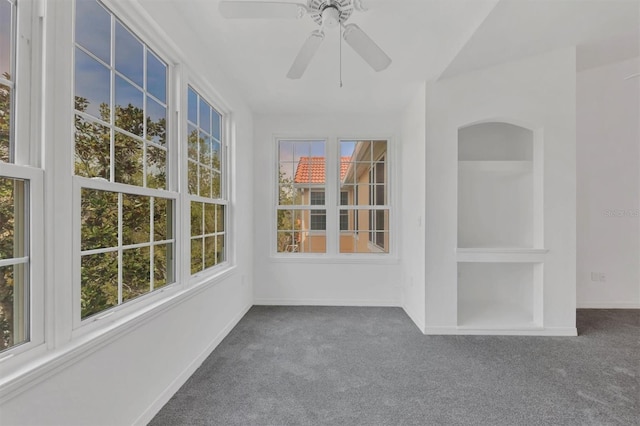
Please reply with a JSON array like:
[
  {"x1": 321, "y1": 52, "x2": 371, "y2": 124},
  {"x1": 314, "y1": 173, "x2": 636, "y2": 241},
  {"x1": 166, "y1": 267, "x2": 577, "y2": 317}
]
[{"x1": 294, "y1": 157, "x2": 350, "y2": 184}]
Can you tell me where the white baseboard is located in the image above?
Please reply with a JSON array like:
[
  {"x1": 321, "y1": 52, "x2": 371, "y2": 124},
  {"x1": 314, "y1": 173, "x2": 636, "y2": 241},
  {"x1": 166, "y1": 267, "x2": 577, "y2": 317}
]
[
  {"x1": 424, "y1": 326, "x2": 578, "y2": 336},
  {"x1": 402, "y1": 305, "x2": 425, "y2": 332},
  {"x1": 134, "y1": 303, "x2": 252, "y2": 426},
  {"x1": 253, "y1": 298, "x2": 401, "y2": 307},
  {"x1": 577, "y1": 302, "x2": 640, "y2": 309}
]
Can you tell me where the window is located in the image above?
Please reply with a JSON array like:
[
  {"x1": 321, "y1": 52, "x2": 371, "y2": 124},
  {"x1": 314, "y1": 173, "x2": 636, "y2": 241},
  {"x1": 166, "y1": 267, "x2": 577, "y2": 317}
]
[
  {"x1": 187, "y1": 87, "x2": 226, "y2": 274},
  {"x1": 277, "y1": 140, "x2": 326, "y2": 253},
  {"x1": 0, "y1": 0, "x2": 43, "y2": 354},
  {"x1": 339, "y1": 140, "x2": 389, "y2": 253},
  {"x1": 74, "y1": 0, "x2": 175, "y2": 320},
  {"x1": 275, "y1": 139, "x2": 390, "y2": 255}
]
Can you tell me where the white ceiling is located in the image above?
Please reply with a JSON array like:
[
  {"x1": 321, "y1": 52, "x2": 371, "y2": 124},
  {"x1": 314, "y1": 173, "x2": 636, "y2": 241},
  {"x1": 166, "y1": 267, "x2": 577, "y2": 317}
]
[
  {"x1": 139, "y1": 0, "x2": 498, "y2": 114},
  {"x1": 139, "y1": 0, "x2": 640, "y2": 115},
  {"x1": 441, "y1": 0, "x2": 640, "y2": 79}
]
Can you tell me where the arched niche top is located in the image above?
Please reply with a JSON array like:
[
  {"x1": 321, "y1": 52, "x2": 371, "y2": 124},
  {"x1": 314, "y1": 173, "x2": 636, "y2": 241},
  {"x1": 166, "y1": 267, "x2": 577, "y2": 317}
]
[{"x1": 458, "y1": 121, "x2": 533, "y2": 161}]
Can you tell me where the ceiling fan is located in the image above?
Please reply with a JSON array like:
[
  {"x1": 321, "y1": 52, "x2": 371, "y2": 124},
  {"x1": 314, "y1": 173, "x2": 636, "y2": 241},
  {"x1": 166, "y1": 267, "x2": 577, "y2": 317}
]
[{"x1": 218, "y1": 0, "x2": 392, "y2": 79}]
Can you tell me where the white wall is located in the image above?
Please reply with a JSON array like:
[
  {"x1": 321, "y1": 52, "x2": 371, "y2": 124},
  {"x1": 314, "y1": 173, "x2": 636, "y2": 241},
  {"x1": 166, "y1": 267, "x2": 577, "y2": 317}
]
[
  {"x1": 577, "y1": 57, "x2": 640, "y2": 308},
  {"x1": 0, "y1": 1, "x2": 254, "y2": 424},
  {"x1": 253, "y1": 114, "x2": 402, "y2": 306},
  {"x1": 399, "y1": 85, "x2": 427, "y2": 330},
  {"x1": 424, "y1": 48, "x2": 577, "y2": 334}
]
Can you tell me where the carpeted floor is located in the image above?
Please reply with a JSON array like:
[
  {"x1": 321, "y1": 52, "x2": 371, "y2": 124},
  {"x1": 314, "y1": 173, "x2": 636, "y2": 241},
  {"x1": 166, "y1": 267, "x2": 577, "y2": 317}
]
[{"x1": 150, "y1": 307, "x2": 639, "y2": 425}]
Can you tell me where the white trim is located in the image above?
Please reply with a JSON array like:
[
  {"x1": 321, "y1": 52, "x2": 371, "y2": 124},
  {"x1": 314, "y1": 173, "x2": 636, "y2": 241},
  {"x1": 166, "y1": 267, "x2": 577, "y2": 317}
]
[
  {"x1": 577, "y1": 302, "x2": 640, "y2": 309},
  {"x1": 132, "y1": 302, "x2": 251, "y2": 426},
  {"x1": 253, "y1": 298, "x2": 401, "y2": 307},
  {"x1": 423, "y1": 326, "x2": 578, "y2": 336}
]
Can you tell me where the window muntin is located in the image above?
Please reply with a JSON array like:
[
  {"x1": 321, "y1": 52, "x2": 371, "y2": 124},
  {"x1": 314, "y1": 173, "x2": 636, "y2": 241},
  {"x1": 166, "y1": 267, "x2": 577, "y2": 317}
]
[
  {"x1": 187, "y1": 87, "x2": 226, "y2": 274},
  {"x1": 277, "y1": 140, "x2": 326, "y2": 253},
  {"x1": 0, "y1": 176, "x2": 28, "y2": 351},
  {"x1": 0, "y1": 0, "x2": 15, "y2": 163},
  {"x1": 74, "y1": 0, "x2": 168, "y2": 189},
  {"x1": 74, "y1": 0, "x2": 175, "y2": 320},
  {"x1": 339, "y1": 140, "x2": 389, "y2": 253}
]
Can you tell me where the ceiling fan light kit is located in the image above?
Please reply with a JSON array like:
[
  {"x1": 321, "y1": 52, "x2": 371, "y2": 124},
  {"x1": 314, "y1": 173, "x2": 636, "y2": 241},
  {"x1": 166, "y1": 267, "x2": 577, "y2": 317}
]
[{"x1": 219, "y1": 0, "x2": 392, "y2": 80}]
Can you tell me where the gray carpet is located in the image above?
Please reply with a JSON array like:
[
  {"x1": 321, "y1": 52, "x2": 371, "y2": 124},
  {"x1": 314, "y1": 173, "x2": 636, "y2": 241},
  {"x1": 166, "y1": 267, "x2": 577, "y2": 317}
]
[{"x1": 150, "y1": 307, "x2": 639, "y2": 426}]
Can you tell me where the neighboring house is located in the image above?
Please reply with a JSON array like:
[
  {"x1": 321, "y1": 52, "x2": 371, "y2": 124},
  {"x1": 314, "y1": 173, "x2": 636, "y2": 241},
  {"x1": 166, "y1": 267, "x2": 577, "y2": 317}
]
[{"x1": 292, "y1": 141, "x2": 388, "y2": 253}]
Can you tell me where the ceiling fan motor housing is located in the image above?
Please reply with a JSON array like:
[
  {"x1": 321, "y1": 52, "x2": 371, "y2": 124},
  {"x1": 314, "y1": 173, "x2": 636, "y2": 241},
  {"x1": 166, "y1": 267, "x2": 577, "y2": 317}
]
[
  {"x1": 322, "y1": 6, "x2": 340, "y2": 27},
  {"x1": 309, "y1": 0, "x2": 354, "y2": 26}
]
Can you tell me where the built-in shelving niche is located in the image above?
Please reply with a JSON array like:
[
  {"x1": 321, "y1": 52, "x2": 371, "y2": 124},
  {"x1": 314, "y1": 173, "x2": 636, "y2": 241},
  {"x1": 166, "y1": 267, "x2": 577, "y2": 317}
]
[{"x1": 456, "y1": 122, "x2": 545, "y2": 330}]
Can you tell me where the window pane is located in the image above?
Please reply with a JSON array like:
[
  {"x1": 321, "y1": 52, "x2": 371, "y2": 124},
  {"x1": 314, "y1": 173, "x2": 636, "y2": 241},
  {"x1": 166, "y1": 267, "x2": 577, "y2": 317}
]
[
  {"x1": 74, "y1": 115, "x2": 110, "y2": 179},
  {"x1": 122, "y1": 246, "x2": 150, "y2": 301},
  {"x1": 216, "y1": 235, "x2": 225, "y2": 264},
  {"x1": 188, "y1": 161, "x2": 198, "y2": 194},
  {"x1": 154, "y1": 243, "x2": 173, "y2": 289},
  {"x1": 187, "y1": 87, "x2": 197, "y2": 124},
  {"x1": 114, "y1": 131, "x2": 143, "y2": 186},
  {"x1": 199, "y1": 167, "x2": 211, "y2": 198},
  {"x1": 190, "y1": 201, "x2": 202, "y2": 237},
  {"x1": 75, "y1": 48, "x2": 110, "y2": 120},
  {"x1": 216, "y1": 205, "x2": 225, "y2": 233},
  {"x1": 146, "y1": 51, "x2": 166, "y2": 103},
  {"x1": 75, "y1": 0, "x2": 111, "y2": 64},
  {"x1": 190, "y1": 238, "x2": 203, "y2": 274},
  {"x1": 199, "y1": 132, "x2": 211, "y2": 167},
  {"x1": 212, "y1": 110, "x2": 221, "y2": 141},
  {"x1": 122, "y1": 193, "x2": 150, "y2": 246},
  {"x1": 153, "y1": 198, "x2": 172, "y2": 241},
  {"x1": 212, "y1": 171, "x2": 221, "y2": 199},
  {"x1": 0, "y1": 263, "x2": 27, "y2": 351},
  {"x1": 146, "y1": 145, "x2": 166, "y2": 190},
  {"x1": 115, "y1": 76, "x2": 144, "y2": 136},
  {"x1": 81, "y1": 188, "x2": 118, "y2": 251},
  {"x1": 187, "y1": 125, "x2": 198, "y2": 161},
  {"x1": 0, "y1": 0, "x2": 12, "y2": 77},
  {"x1": 81, "y1": 251, "x2": 118, "y2": 319},
  {"x1": 339, "y1": 209, "x2": 389, "y2": 253},
  {"x1": 204, "y1": 203, "x2": 215, "y2": 235},
  {"x1": 0, "y1": 84, "x2": 10, "y2": 163},
  {"x1": 0, "y1": 177, "x2": 25, "y2": 259},
  {"x1": 204, "y1": 236, "x2": 215, "y2": 268},
  {"x1": 212, "y1": 140, "x2": 221, "y2": 171},
  {"x1": 199, "y1": 98, "x2": 211, "y2": 134},
  {"x1": 115, "y1": 22, "x2": 143, "y2": 87},
  {"x1": 146, "y1": 96, "x2": 166, "y2": 145}
]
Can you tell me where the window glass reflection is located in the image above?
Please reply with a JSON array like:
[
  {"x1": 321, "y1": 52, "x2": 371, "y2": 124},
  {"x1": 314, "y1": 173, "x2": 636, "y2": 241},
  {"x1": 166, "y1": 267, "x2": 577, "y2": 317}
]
[
  {"x1": 75, "y1": 0, "x2": 111, "y2": 64},
  {"x1": 147, "y1": 51, "x2": 166, "y2": 103},
  {"x1": 115, "y1": 21, "x2": 143, "y2": 87},
  {"x1": 75, "y1": 48, "x2": 110, "y2": 120}
]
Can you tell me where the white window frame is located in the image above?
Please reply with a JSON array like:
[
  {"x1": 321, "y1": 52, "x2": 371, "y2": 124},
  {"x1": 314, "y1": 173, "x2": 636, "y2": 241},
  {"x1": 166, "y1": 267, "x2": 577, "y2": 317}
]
[
  {"x1": 272, "y1": 137, "x2": 395, "y2": 259},
  {"x1": 71, "y1": 0, "x2": 182, "y2": 331},
  {"x1": 183, "y1": 82, "x2": 230, "y2": 281},
  {"x1": 0, "y1": 0, "x2": 45, "y2": 363}
]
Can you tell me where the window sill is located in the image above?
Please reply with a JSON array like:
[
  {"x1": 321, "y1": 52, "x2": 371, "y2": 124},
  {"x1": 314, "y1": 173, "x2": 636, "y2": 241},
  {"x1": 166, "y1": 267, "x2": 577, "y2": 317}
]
[
  {"x1": 0, "y1": 265, "x2": 237, "y2": 404},
  {"x1": 268, "y1": 255, "x2": 399, "y2": 265}
]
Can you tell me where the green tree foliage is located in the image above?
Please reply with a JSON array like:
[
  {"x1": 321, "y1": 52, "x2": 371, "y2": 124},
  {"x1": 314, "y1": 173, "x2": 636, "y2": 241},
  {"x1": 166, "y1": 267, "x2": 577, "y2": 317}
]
[
  {"x1": 75, "y1": 95, "x2": 172, "y2": 319},
  {"x1": 277, "y1": 171, "x2": 302, "y2": 252}
]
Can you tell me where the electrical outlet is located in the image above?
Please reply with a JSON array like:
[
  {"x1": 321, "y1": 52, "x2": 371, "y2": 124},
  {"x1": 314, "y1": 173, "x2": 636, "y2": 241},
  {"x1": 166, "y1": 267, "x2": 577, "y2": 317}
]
[
  {"x1": 599, "y1": 273, "x2": 606, "y2": 282},
  {"x1": 591, "y1": 272, "x2": 599, "y2": 281}
]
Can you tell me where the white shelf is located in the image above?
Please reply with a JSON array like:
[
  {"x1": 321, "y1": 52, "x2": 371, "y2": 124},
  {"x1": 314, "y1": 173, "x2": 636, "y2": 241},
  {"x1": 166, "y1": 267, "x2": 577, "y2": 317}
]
[
  {"x1": 456, "y1": 247, "x2": 548, "y2": 263},
  {"x1": 458, "y1": 160, "x2": 532, "y2": 173},
  {"x1": 457, "y1": 301, "x2": 539, "y2": 329}
]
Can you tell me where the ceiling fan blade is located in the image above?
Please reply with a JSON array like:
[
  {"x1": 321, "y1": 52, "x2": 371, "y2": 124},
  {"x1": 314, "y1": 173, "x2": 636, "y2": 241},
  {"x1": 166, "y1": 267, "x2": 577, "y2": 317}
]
[
  {"x1": 342, "y1": 23, "x2": 391, "y2": 72},
  {"x1": 219, "y1": 1, "x2": 307, "y2": 19},
  {"x1": 287, "y1": 30, "x2": 325, "y2": 79}
]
